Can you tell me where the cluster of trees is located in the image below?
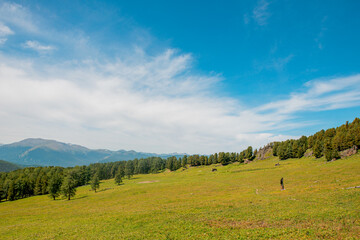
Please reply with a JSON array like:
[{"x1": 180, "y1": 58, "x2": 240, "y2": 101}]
[
  {"x1": 0, "y1": 157, "x2": 170, "y2": 202},
  {"x1": 0, "y1": 166, "x2": 64, "y2": 202},
  {"x1": 165, "y1": 146, "x2": 255, "y2": 171},
  {"x1": 273, "y1": 118, "x2": 360, "y2": 161},
  {"x1": 273, "y1": 136, "x2": 308, "y2": 160}
]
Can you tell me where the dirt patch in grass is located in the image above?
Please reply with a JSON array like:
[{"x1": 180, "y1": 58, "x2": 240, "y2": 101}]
[{"x1": 138, "y1": 180, "x2": 160, "y2": 184}]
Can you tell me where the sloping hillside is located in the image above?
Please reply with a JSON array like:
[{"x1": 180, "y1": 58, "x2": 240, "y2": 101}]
[
  {"x1": 0, "y1": 160, "x2": 21, "y2": 172},
  {"x1": 0, "y1": 154, "x2": 359, "y2": 239}
]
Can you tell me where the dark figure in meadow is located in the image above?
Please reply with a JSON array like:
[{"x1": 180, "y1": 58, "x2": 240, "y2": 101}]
[{"x1": 280, "y1": 177, "x2": 284, "y2": 190}]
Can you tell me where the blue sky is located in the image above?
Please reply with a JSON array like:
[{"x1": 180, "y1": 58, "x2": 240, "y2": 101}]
[{"x1": 0, "y1": 0, "x2": 360, "y2": 153}]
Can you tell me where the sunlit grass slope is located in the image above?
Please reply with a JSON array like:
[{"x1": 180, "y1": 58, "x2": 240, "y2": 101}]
[{"x1": 1, "y1": 155, "x2": 360, "y2": 239}]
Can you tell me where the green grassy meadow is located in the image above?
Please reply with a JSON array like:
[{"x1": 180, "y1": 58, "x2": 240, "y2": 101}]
[{"x1": 1, "y1": 155, "x2": 360, "y2": 239}]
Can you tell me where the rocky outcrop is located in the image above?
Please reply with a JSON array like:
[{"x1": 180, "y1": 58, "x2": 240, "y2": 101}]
[
  {"x1": 340, "y1": 146, "x2": 358, "y2": 158},
  {"x1": 256, "y1": 143, "x2": 273, "y2": 160},
  {"x1": 304, "y1": 150, "x2": 313, "y2": 157}
]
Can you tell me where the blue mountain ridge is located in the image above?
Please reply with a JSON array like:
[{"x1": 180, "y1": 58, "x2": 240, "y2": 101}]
[{"x1": 0, "y1": 138, "x2": 186, "y2": 167}]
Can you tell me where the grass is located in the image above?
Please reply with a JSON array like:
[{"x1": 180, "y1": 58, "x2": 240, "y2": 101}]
[{"x1": 1, "y1": 154, "x2": 360, "y2": 239}]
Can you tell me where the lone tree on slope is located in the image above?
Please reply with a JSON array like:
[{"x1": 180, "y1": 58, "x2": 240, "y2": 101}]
[
  {"x1": 91, "y1": 173, "x2": 100, "y2": 193},
  {"x1": 61, "y1": 174, "x2": 76, "y2": 200},
  {"x1": 114, "y1": 170, "x2": 123, "y2": 185}
]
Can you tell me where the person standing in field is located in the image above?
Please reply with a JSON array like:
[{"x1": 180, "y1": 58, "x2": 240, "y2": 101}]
[{"x1": 280, "y1": 177, "x2": 285, "y2": 190}]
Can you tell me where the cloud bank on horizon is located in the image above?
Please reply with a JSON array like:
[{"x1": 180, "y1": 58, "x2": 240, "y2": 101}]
[{"x1": 0, "y1": 1, "x2": 360, "y2": 154}]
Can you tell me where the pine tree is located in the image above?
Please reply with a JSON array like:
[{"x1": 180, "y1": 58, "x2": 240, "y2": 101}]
[
  {"x1": 324, "y1": 138, "x2": 333, "y2": 161},
  {"x1": 90, "y1": 173, "x2": 100, "y2": 193},
  {"x1": 239, "y1": 152, "x2": 245, "y2": 162},
  {"x1": 125, "y1": 161, "x2": 134, "y2": 179},
  {"x1": 48, "y1": 173, "x2": 62, "y2": 200},
  {"x1": 214, "y1": 153, "x2": 218, "y2": 163},
  {"x1": 34, "y1": 174, "x2": 43, "y2": 195},
  {"x1": 41, "y1": 175, "x2": 48, "y2": 195},
  {"x1": 218, "y1": 152, "x2": 225, "y2": 164},
  {"x1": 118, "y1": 165, "x2": 125, "y2": 178},
  {"x1": 273, "y1": 142, "x2": 280, "y2": 156},
  {"x1": 181, "y1": 155, "x2": 188, "y2": 167},
  {"x1": 61, "y1": 174, "x2": 76, "y2": 200},
  {"x1": 114, "y1": 171, "x2": 122, "y2": 185},
  {"x1": 245, "y1": 146, "x2": 253, "y2": 160},
  {"x1": 7, "y1": 180, "x2": 15, "y2": 201},
  {"x1": 313, "y1": 141, "x2": 323, "y2": 158}
]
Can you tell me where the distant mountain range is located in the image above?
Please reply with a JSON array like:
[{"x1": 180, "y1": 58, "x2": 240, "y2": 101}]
[{"x1": 0, "y1": 138, "x2": 185, "y2": 167}]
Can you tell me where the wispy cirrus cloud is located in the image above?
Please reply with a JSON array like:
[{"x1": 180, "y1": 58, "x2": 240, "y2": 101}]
[
  {"x1": 0, "y1": 2, "x2": 38, "y2": 33},
  {"x1": 255, "y1": 54, "x2": 294, "y2": 72},
  {"x1": 256, "y1": 74, "x2": 360, "y2": 116},
  {"x1": 315, "y1": 16, "x2": 328, "y2": 50},
  {"x1": 252, "y1": 0, "x2": 271, "y2": 26},
  {"x1": 22, "y1": 40, "x2": 56, "y2": 52},
  {"x1": 0, "y1": 1, "x2": 90, "y2": 57}
]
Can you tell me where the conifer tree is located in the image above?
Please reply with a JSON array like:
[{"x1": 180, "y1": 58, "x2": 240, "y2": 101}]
[
  {"x1": 41, "y1": 175, "x2": 48, "y2": 195},
  {"x1": 118, "y1": 165, "x2": 125, "y2": 178},
  {"x1": 61, "y1": 174, "x2": 76, "y2": 200},
  {"x1": 181, "y1": 155, "x2": 187, "y2": 167},
  {"x1": 34, "y1": 174, "x2": 43, "y2": 195},
  {"x1": 313, "y1": 141, "x2": 323, "y2": 158},
  {"x1": 90, "y1": 173, "x2": 100, "y2": 193},
  {"x1": 214, "y1": 153, "x2": 218, "y2": 163},
  {"x1": 7, "y1": 180, "x2": 15, "y2": 201},
  {"x1": 48, "y1": 173, "x2": 62, "y2": 200},
  {"x1": 125, "y1": 160, "x2": 134, "y2": 179},
  {"x1": 245, "y1": 146, "x2": 253, "y2": 160},
  {"x1": 114, "y1": 171, "x2": 123, "y2": 185}
]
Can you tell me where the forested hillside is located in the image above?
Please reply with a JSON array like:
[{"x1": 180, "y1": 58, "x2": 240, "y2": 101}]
[
  {"x1": 273, "y1": 117, "x2": 360, "y2": 161},
  {"x1": 0, "y1": 118, "x2": 359, "y2": 202},
  {"x1": 0, "y1": 160, "x2": 21, "y2": 172}
]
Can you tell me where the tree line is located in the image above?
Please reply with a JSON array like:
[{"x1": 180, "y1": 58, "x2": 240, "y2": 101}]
[
  {"x1": 0, "y1": 149, "x2": 256, "y2": 202},
  {"x1": 1, "y1": 118, "x2": 358, "y2": 202},
  {"x1": 273, "y1": 118, "x2": 360, "y2": 161},
  {"x1": 0, "y1": 157, "x2": 164, "y2": 202}
]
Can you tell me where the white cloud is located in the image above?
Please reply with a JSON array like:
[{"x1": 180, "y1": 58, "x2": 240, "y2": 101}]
[
  {"x1": 0, "y1": 2, "x2": 38, "y2": 33},
  {"x1": 0, "y1": 22, "x2": 13, "y2": 45},
  {"x1": 0, "y1": 22, "x2": 13, "y2": 36},
  {"x1": 0, "y1": 1, "x2": 359, "y2": 155},
  {"x1": 256, "y1": 74, "x2": 360, "y2": 116},
  {"x1": 0, "y1": 49, "x2": 298, "y2": 154},
  {"x1": 0, "y1": 2, "x2": 90, "y2": 57},
  {"x1": 253, "y1": 0, "x2": 271, "y2": 26},
  {"x1": 22, "y1": 40, "x2": 55, "y2": 52},
  {"x1": 2, "y1": 47, "x2": 359, "y2": 154}
]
